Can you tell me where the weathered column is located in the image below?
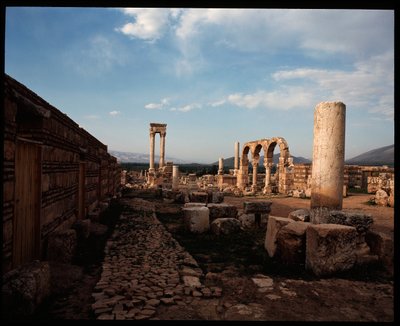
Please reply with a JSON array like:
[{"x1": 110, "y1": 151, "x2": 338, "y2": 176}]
[
  {"x1": 263, "y1": 159, "x2": 272, "y2": 192},
  {"x1": 149, "y1": 132, "x2": 155, "y2": 172},
  {"x1": 159, "y1": 131, "x2": 166, "y2": 168},
  {"x1": 252, "y1": 159, "x2": 259, "y2": 192},
  {"x1": 234, "y1": 141, "x2": 240, "y2": 175},
  {"x1": 172, "y1": 165, "x2": 179, "y2": 190},
  {"x1": 218, "y1": 157, "x2": 224, "y2": 175},
  {"x1": 310, "y1": 101, "x2": 346, "y2": 224}
]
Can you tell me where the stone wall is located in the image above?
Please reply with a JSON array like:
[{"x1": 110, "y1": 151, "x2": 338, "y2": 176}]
[
  {"x1": 3, "y1": 74, "x2": 121, "y2": 273},
  {"x1": 290, "y1": 163, "x2": 394, "y2": 197}
]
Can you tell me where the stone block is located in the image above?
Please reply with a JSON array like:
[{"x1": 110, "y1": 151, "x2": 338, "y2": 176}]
[
  {"x1": 306, "y1": 224, "x2": 357, "y2": 277},
  {"x1": 388, "y1": 192, "x2": 394, "y2": 208},
  {"x1": 238, "y1": 213, "x2": 268, "y2": 230},
  {"x1": 1, "y1": 261, "x2": 51, "y2": 318},
  {"x1": 189, "y1": 191, "x2": 208, "y2": 203},
  {"x1": 90, "y1": 222, "x2": 108, "y2": 236},
  {"x1": 326, "y1": 210, "x2": 373, "y2": 235},
  {"x1": 211, "y1": 191, "x2": 224, "y2": 203},
  {"x1": 365, "y1": 231, "x2": 393, "y2": 276},
  {"x1": 243, "y1": 201, "x2": 272, "y2": 214},
  {"x1": 184, "y1": 203, "x2": 206, "y2": 208},
  {"x1": 288, "y1": 209, "x2": 310, "y2": 222},
  {"x1": 210, "y1": 218, "x2": 241, "y2": 235},
  {"x1": 183, "y1": 207, "x2": 210, "y2": 234},
  {"x1": 207, "y1": 203, "x2": 238, "y2": 220},
  {"x1": 264, "y1": 216, "x2": 293, "y2": 257},
  {"x1": 88, "y1": 208, "x2": 101, "y2": 222},
  {"x1": 47, "y1": 229, "x2": 77, "y2": 263},
  {"x1": 72, "y1": 218, "x2": 91, "y2": 239},
  {"x1": 374, "y1": 189, "x2": 388, "y2": 206},
  {"x1": 276, "y1": 222, "x2": 310, "y2": 264}
]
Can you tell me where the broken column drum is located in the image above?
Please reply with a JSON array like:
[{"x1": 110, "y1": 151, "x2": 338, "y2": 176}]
[
  {"x1": 149, "y1": 123, "x2": 167, "y2": 172},
  {"x1": 310, "y1": 102, "x2": 346, "y2": 223}
]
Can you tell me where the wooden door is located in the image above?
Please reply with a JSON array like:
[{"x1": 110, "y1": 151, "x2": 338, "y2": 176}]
[
  {"x1": 78, "y1": 162, "x2": 86, "y2": 219},
  {"x1": 13, "y1": 140, "x2": 41, "y2": 267}
]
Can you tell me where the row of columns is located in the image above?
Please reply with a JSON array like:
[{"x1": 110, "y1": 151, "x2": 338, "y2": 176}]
[{"x1": 149, "y1": 129, "x2": 166, "y2": 172}]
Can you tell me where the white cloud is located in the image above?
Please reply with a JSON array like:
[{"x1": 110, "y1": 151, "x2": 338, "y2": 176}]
[
  {"x1": 173, "y1": 9, "x2": 393, "y2": 56},
  {"x1": 209, "y1": 99, "x2": 226, "y2": 107},
  {"x1": 170, "y1": 103, "x2": 201, "y2": 112},
  {"x1": 209, "y1": 51, "x2": 393, "y2": 118},
  {"x1": 226, "y1": 88, "x2": 315, "y2": 110},
  {"x1": 116, "y1": 9, "x2": 393, "y2": 77},
  {"x1": 145, "y1": 97, "x2": 170, "y2": 110},
  {"x1": 271, "y1": 52, "x2": 394, "y2": 118},
  {"x1": 109, "y1": 110, "x2": 121, "y2": 116},
  {"x1": 116, "y1": 8, "x2": 175, "y2": 42}
]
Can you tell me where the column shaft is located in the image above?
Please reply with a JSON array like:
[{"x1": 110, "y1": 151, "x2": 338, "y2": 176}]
[
  {"x1": 172, "y1": 165, "x2": 179, "y2": 190},
  {"x1": 234, "y1": 142, "x2": 240, "y2": 171},
  {"x1": 310, "y1": 101, "x2": 346, "y2": 223},
  {"x1": 159, "y1": 133, "x2": 166, "y2": 168},
  {"x1": 149, "y1": 133, "x2": 155, "y2": 171}
]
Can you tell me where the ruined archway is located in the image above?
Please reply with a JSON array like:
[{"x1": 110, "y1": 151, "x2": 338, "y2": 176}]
[
  {"x1": 265, "y1": 137, "x2": 293, "y2": 193},
  {"x1": 237, "y1": 137, "x2": 293, "y2": 194}
]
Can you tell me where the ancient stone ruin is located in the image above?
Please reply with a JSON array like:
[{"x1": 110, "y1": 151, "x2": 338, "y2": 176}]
[{"x1": 2, "y1": 74, "x2": 394, "y2": 321}]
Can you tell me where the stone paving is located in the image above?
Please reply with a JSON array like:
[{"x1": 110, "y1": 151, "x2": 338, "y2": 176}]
[{"x1": 91, "y1": 199, "x2": 222, "y2": 320}]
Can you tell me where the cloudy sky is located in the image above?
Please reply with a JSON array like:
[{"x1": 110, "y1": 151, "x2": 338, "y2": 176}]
[{"x1": 5, "y1": 7, "x2": 394, "y2": 163}]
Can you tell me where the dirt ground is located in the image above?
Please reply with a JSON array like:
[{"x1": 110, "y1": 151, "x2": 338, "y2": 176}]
[
  {"x1": 224, "y1": 192, "x2": 394, "y2": 238},
  {"x1": 32, "y1": 191, "x2": 395, "y2": 322}
]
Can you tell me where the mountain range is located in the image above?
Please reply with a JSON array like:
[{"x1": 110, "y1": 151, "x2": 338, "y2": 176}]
[
  {"x1": 110, "y1": 144, "x2": 394, "y2": 167},
  {"x1": 109, "y1": 150, "x2": 190, "y2": 164},
  {"x1": 345, "y1": 144, "x2": 394, "y2": 166}
]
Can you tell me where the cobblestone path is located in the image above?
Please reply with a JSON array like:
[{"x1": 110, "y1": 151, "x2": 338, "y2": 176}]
[{"x1": 91, "y1": 198, "x2": 222, "y2": 320}]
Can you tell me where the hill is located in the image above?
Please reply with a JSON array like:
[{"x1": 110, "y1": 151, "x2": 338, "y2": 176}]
[
  {"x1": 345, "y1": 144, "x2": 394, "y2": 166},
  {"x1": 111, "y1": 144, "x2": 394, "y2": 167}
]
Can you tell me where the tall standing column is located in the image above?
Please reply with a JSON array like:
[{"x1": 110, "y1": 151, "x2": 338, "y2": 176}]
[
  {"x1": 159, "y1": 132, "x2": 166, "y2": 168},
  {"x1": 149, "y1": 132, "x2": 155, "y2": 172},
  {"x1": 310, "y1": 101, "x2": 346, "y2": 223},
  {"x1": 234, "y1": 141, "x2": 240, "y2": 175},
  {"x1": 252, "y1": 160, "x2": 259, "y2": 192},
  {"x1": 172, "y1": 165, "x2": 179, "y2": 190},
  {"x1": 218, "y1": 157, "x2": 224, "y2": 175}
]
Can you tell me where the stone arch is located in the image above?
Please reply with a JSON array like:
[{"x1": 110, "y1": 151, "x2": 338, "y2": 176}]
[
  {"x1": 237, "y1": 137, "x2": 293, "y2": 194},
  {"x1": 264, "y1": 137, "x2": 293, "y2": 193},
  {"x1": 237, "y1": 144, "x2": 252, "y2": 189}
]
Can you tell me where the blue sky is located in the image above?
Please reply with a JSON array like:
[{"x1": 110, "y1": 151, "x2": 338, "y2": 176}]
[{"x1": 5, "y1": 7, "x2": 394, "y2": 163}]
